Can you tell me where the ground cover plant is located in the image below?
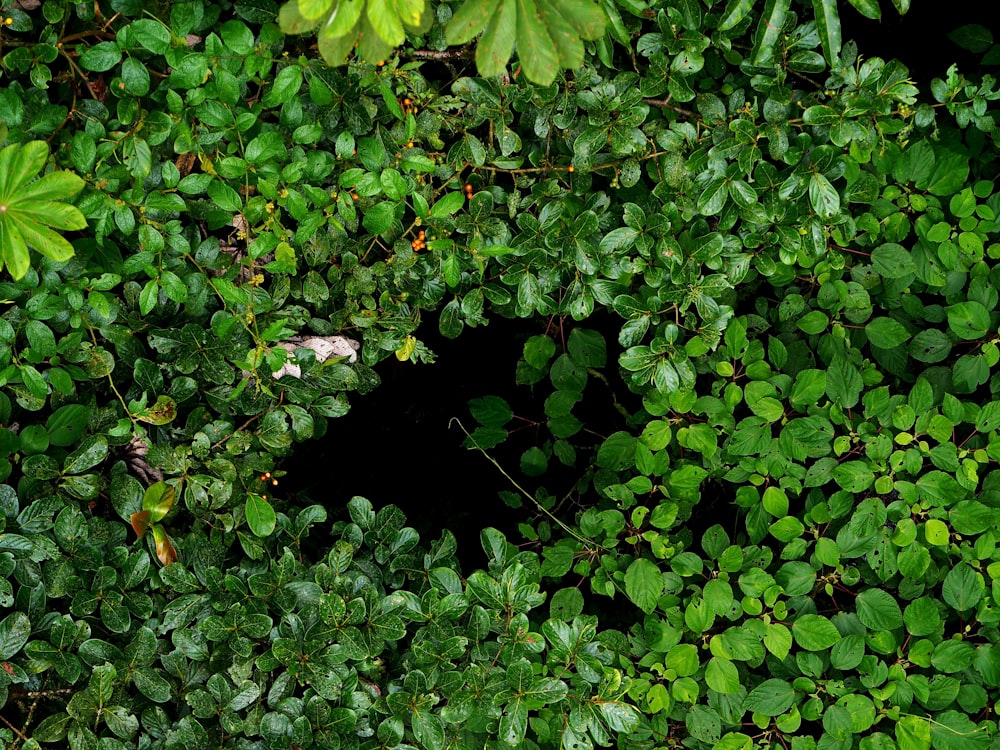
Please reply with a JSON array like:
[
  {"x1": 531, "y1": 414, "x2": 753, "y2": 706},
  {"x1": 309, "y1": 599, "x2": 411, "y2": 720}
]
[{"x1": 1, "y1": 0, "x2": 1000, "y2": 748}]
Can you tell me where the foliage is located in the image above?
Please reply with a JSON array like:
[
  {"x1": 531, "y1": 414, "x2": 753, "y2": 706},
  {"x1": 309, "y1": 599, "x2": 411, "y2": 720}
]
[
  {"x1": 275, "y1": 0, "x2": 911, "y2": 84},
  {"x1": 1, "y1": 0, "x2": 1000, "y2": 747},
  {"x1": 0, "y1": 141, "x2": 87, "y2": 280}
]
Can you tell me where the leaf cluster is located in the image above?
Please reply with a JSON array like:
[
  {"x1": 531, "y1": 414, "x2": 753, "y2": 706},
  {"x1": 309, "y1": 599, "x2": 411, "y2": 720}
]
[{"x1": 1, "y1": 0, "x2": 1000, "y2": 748}]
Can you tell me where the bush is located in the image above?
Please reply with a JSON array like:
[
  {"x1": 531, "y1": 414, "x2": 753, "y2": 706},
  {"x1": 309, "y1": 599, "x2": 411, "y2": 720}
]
[{"x1": 2, "y1": 0, "x2": 1000, "y2": 748}]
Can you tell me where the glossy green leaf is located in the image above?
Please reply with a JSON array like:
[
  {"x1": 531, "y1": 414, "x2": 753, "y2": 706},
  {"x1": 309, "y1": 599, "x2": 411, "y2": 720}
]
[
  {"x1": 246, "y1": 493, "x2": 277, "y2": 537},
  {"x1": 717, "y1": 0, "x2": 754, "y2": 31},
  {"x1": 812, "y1": 0, "x2": 842, "y2": 63},
  {"x1": 751, "y1": 0, "x2": 790, "y2": 66}
]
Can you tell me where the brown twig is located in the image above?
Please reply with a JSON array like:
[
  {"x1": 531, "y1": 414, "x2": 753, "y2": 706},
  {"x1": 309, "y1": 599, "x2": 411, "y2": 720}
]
[
  {"x1": 644, "y1": 98, "x2": 699, "y2": 119},
  {"x1": 407, "y1": 48, "x2": 472, "y2": 61}
]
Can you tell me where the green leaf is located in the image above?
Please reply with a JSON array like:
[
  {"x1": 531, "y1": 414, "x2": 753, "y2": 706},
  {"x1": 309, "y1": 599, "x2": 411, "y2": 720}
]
[
  {"x1": 46, "y1": 405, "x2": 90, "y2": 447},
  {"x1": 320, "y1": 0, "x2": 364, "y2": 36},
  {"x1": 717, "y1": 0, "x2": 753, "y2": 31},
  {"x1": 262, "y1": 64, "x2": 304, "y2": 106},
  {"x1": 910, "y1": 329, "x2": 952, "y2": 363},
  {"x1": 946, "y1": 301, "x2": 991, "y2": 340},
  {"x1": 826, "y1": 355, "x2": 862, "y2": 408},
  {"x1": 246, "y1": 493, "x2": 277, "y2": 537},
  {"x1": 469, "y1": 396, "x2": 513, "y2": 427},
  {"x1": 0, "y1": 611, "x2": 30, "y2": 659},
  {"x1": 751, "y1": 0, "x2": 789, "y2": 66},
  {"x1": 446, "y1": 0, "x2": 501, "y2": 44},
  {"x1": 363, "y1": 201, "x2": 397, "y2": 236},
  {"x1": 0, "y1": 141, "x2": 85, "y2": 278},
  {"x1": 809, "y1": 173, "x2": 840, "y2": 218},
  {"x1": 947, "y1": 24, "x2": 994, "y2": 54},
  {"x1": 705, "y1": 657, "x2": 741, "y2": 694},
  {"x1": 63, "y1": 435, "x2": 109, "y2": 475},
  {"x1": 792, "y1": 614, "x2": 841, "y2": 650},
  {"x1": 143, "y1": 482, "x2": 175, "y2": 523},
  {"x1": 941, "y1": 563, "x2": 984, "y2": 612},
  {"x1": 855, "y1": 588, "x2": 903, "y2": 630},
  {"x1": 812, "y1": 0, "x2": 842, "y2": 63},
  {"x1": 871, "y1": 243, "x2": 916, "y2": 278},
  {"x1": 846, "y1": 0, "x2": 880, "y2": 19},
  {"x1": 762, "y1": 486, "x2": 788, "y2": 517},
  {"x1": 897, "y1": 715, "x2": 931, "y2": 750},
  {"x1": 744, "y1": 678, "x2": 795, "y2": 716},
  {"x1": 929, "y1": 710, "x2": 990, "y2": 750},
  {"x1": 79, "y1": 41, "x2": 122, "y2": 72},
  {"x1": 367, "y1": 0, "x2": 406, "y2": 46},
  {"x1": 790, "y1": 369, "x2": 826, "y2": 407},
  {"x1": 207, "y1": 179, "x2": 243, "y2": 212},
  {"x1": 430, "y1": 191, "x2": 466, "y2": 218},
  {"x1": 515, "y1": 0, "x2": 559, "y2": 85},
  {"x1": 866, "y1": 317, "x2": 911, "y2": 348},
  {"x1": 412, "y1": 710, "x2": 445, "y2": 750},
  {"x1": 476, "y1": 0, "x2": 517, "y2": 76},
  {"x1": 624, "y1": 558, "x2": 663, "y2": 614}
]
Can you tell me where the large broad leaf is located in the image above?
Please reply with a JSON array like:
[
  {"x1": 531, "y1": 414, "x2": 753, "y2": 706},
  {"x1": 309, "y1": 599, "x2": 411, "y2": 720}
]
[
  {"x1": 246, "y1": 493, "x2": 277, "y2": 537},
  {"x1": 812, "y1": 0, "x2": 842, "y2": 64},
  {"x1": 624, "y1": 558, "x2": 664, "y2": 614},
  {"x1": 751, "y1": 0, "x2": 790, "y2": 66},
  {"x1": 718, "y1": 0, "x2": 754, "y2": 32},
  {"x1": 476, "y1": 0, "x2": 518, "y2": 77},
  {"x1": 516, "y1": 0, "x2": 558, "y2": 85},
  {"x1": 0, "y1": 141, "x2": 86, "y2": 279},
  {"x1": 447, "y1": 0, "x2": 501, "y2": 43}
]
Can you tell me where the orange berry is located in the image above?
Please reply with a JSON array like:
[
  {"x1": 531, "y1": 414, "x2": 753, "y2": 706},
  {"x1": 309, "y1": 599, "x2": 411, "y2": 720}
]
[{"x1": 568, "y1": 165, "x2": 575, "y2": 173}]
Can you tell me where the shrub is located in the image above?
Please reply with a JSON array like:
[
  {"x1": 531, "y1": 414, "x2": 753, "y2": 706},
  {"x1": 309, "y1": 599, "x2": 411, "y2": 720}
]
[{"x1": 1, "y1": 0, "x2": 1000, "y2": 748}]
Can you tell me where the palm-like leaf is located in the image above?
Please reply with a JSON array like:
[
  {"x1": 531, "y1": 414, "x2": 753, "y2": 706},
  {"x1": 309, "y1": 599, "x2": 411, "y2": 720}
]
[{"x1": 0, "y1": 141, "x2": 87, "y2": 280}]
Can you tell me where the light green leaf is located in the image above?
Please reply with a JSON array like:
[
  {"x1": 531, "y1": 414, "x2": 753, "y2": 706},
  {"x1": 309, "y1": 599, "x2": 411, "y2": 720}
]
[
  {"x1": 809, "y1": 173, "x2": 840, "y2": 218},
  {"x1": 476, "y1": 0, "x2": 517, "y2": 76},
  {"x1": 812, "y1": 0, "x2": 842, "y2": 63},
  {"x1": 624, "y1": 558, "x2": 663, "y2": 614},
  {"x1": 717, "y1": 0, "x2": 754, "y2": 31},
  {"x1": 855, "y1": 588, "x2": 903, "y2": 630},
  {"x1": 846, "y1": 0, "x2": 880, "y2": 19},
  {"x1": 517, "y1": 0, "x2": 559, "y2": 86},
  {"x1": 896, "y1": 715, "x2": 931, "y2": 750},
  {"x1": 367, "y1": 0, "x2": 405, "y2": 45},
  {"x1": 705, "y1": 656, "x2": 741, "y2": 694},
  {"x1": 743, "y1": 678, "x2": 795, "y2": 716},
  {"x1": 246, "y1": 493, "x2": 277, "y2": 537},
  {"x1": 446, "y1": 0, "x2": 501, "y2": 44},
  {"x1": 792, "y1": 614, "x2": 841, "y2": 650}
]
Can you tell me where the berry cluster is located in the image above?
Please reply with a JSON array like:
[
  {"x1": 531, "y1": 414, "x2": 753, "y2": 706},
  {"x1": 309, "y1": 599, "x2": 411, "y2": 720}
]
[
  {"x1": 411, "y1": 229, "x2": 427, "y2": 251},
  {"x1": 257, "y1": 471, "x2": 278, "y2": 500}
]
